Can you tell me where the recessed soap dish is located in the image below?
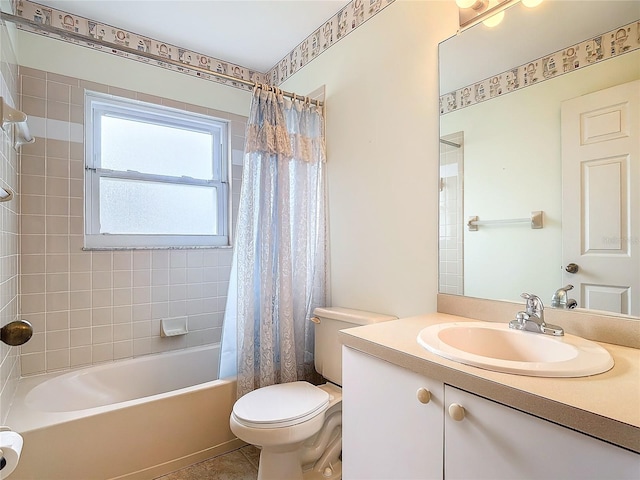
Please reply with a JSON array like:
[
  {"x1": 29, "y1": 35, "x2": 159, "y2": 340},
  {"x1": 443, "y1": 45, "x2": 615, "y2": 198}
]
[{"x1": 160, "y1": 317, "x2": 188, "y2": 337}]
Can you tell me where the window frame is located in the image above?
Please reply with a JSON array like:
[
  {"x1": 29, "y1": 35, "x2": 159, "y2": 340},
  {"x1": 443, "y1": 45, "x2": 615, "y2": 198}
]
[{"x1": 84, "y1": 91, "x2": 230, "y2": 249}]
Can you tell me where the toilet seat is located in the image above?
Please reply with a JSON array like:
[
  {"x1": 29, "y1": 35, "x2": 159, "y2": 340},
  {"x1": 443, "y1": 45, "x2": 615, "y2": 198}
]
[{"x1": 232, "y1": 381, "x2": 330, "y2": 428}]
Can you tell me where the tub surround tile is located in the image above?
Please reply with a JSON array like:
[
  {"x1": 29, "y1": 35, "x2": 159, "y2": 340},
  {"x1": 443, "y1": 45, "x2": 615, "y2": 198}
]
[
  {"x1": 17, "y1": 67, "x2": 247, "y2": 376},
  {"x1": 70, "y1": 345, "x2": 92, "y2": 367}
]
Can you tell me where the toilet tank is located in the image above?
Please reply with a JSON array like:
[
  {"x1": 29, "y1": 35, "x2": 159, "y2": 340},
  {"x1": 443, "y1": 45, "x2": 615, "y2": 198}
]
[{"x1": 312, "y1": 307, "x2": 396, "y2": 385}]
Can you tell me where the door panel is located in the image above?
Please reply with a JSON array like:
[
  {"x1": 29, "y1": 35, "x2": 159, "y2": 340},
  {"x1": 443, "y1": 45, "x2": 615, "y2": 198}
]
[{"x1": 561, "y1": 80, "x2": 639, "y2": 315}]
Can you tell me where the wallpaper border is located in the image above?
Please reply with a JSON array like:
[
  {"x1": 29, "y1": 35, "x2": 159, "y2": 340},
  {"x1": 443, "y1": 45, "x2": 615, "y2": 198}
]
[
  {"x1": 12, "y1": 0, "x2": 396, "y2": 91},
  {"x1": 440, "y1": 20, "x2": 640, "y2": 115}
]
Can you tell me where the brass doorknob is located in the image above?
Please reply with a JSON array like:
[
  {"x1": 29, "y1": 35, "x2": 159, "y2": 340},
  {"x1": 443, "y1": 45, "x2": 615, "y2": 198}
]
[{"x1": 565, "y1": 263, "x2": 579, "y2": 274}]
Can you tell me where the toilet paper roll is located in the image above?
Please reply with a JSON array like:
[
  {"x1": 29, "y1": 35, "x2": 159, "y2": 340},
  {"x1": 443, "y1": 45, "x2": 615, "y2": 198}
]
[{"x1": 0, "y1": 431, "x2": 23, "y2": 478}]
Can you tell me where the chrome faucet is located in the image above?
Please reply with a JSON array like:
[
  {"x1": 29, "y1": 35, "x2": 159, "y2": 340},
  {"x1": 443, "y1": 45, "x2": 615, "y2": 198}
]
[
  {"x1": 509, "y1": 293, "x2": 564, "y2": 336},
  {"x1": 551, "y1": 285, "x2": 577, "y2": 309}
]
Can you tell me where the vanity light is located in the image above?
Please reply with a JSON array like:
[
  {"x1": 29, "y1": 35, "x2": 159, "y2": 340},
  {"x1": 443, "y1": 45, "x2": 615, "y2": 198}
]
[
  {"x1": 457, "y1": 0, "x2": 542, "y2": 31},
  {"x1": 482, "y1": 6, "x2": 505, "y2": 27},
  {"x1": 455, "y1": 0, "x2": 487, "y2": 10}
]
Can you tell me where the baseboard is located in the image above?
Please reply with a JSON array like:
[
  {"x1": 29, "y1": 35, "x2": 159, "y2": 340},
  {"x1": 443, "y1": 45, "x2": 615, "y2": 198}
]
[{"x1": 110, "y1": 438, "x2": 248, "y2": 480}]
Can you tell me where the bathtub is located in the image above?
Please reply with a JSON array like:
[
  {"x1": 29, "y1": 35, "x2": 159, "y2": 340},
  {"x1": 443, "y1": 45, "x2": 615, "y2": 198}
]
[{"x1": 5, "y1": 345, "x2": 243, "y2": 480}]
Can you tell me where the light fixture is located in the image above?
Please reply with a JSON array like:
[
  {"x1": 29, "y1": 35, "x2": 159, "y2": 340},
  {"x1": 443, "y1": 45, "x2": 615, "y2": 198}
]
[
  {"x1": 456, "y1": 0, "x2": 486, "y2": 9},
  {"x1": 482, "y1": 9, "x2": 505, "y2": 27},
  {"x1": 457, "y1": 0, "x2": 541, "y2": 31},
  {"x1": 482, "y1": 0, "x2": 505, "y2": 27}
]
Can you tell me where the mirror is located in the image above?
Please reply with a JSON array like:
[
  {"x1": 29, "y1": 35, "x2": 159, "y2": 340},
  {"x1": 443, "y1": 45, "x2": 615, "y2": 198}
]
[{"x1": 438, "y1": 1, "x2": 639, "y2": 318}]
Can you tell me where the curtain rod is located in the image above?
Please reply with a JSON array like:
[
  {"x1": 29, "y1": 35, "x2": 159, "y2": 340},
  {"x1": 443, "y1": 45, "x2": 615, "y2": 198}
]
[{"x1": 0, "y1": 11, "x2": 323, "y2": 107}]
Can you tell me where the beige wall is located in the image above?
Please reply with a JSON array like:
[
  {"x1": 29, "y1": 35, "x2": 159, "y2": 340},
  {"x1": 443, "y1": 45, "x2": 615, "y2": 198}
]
[{"x1": 282, "y1": 1, "x2": 458, "y2": 318}]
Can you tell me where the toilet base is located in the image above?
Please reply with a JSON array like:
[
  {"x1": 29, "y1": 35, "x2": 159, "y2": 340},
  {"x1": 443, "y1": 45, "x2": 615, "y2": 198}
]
[
  {"x1": 256, "y1": 447, "x2": 301, "y2": 480},
  {"x1": 303, "y1": 459, "x2": 342, "y2": 480}
]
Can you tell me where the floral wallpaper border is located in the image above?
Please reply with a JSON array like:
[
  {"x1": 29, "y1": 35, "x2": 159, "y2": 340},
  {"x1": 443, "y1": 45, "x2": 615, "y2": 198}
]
[
  {"x1": 13, "y1": 0, "x2": 266, "y2": 90},
  {"x1": 267, "y1": 0, "x2": 395, "y2": 85},
  {"x1": 440, "y1": 20, "x2": 640, "y2": 115},
  {"x1": 11, "y1": 0, "x2": 396, "y2": 91}
]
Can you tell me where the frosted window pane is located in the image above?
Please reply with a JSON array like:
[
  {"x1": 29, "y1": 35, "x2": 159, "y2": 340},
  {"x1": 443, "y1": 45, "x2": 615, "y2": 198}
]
[
  {"x1": 101, "y1": 116, "x2": 213, "y2": 179},
  {"x1": 100, "y1": 178, "x2": 217, "y2": 235}
]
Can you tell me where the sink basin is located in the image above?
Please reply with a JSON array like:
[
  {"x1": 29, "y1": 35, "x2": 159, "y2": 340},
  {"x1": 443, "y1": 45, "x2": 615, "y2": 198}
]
[{"x1": 417, "y1": 322, "x2": 614, "y2": 377}]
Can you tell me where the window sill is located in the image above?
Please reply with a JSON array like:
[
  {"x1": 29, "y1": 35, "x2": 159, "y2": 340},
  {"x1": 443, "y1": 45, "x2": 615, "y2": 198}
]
[{"x1": 82, "y1": 245, "x2": 232, "y2": 251}]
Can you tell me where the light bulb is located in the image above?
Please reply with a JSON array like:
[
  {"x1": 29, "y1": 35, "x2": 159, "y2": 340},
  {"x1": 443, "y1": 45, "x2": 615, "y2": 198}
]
[
  {"x1": 456, "y1": 0, "x2": 478, "y2": 8},
  {"x1": 482, "y1": 9, "x2": 505, "y2": 27},
  {"x1": 522, "y1": 0, "x2": 543, "y2": 7}
]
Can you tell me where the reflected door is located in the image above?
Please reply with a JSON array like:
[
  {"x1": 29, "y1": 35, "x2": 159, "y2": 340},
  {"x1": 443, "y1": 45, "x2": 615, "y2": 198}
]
[{"x1": 561, "y1": 80, "x2": 639, "y2": 316}]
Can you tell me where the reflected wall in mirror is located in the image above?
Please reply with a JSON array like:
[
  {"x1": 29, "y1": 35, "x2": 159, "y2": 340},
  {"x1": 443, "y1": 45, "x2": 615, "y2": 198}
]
[{"x1": 439, "y1": 1, "x2": 640, "y2": 318}]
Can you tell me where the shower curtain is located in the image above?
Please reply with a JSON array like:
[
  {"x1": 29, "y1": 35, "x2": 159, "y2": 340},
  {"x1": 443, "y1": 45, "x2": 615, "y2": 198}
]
[{"x1": 220, "y1": 86, "x2": 328, "y2": 398}]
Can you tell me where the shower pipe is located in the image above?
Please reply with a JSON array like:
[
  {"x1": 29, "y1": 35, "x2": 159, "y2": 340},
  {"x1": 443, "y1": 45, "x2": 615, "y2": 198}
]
[{"x1": 0, "y1": 11, "x2": 324, "y2": 108}]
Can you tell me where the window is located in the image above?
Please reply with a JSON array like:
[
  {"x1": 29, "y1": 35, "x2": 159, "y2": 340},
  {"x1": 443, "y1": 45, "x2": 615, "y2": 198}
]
[{"x1": 84, "y1": 91, "x2": 229, "y2": 249}]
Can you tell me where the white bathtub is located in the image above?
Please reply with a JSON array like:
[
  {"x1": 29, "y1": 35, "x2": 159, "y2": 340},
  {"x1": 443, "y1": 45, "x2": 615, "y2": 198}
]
[{"x1": 6, "y1": 345, "x2": 243, "y2": 480}]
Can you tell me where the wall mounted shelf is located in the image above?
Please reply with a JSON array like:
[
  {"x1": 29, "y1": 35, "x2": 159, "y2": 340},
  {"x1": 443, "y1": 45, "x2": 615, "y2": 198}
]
[
  {"x1": 1, "y1": 96, "x2": 35, "y2": 149},
  {"x1": 0, "y1": 186, "x2": 13, "y2": 203}
]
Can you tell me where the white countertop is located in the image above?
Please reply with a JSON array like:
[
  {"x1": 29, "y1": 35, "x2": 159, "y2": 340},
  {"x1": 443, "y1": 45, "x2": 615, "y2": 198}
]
[{"x1": 339, "y1": 312, "x2": 640, "y2": 453}]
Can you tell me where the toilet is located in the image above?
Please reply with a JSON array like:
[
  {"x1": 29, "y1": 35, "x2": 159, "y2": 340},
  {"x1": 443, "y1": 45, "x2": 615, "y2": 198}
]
[{"x1": 230, "y1": 307, "x2": 396, "y2": 480}]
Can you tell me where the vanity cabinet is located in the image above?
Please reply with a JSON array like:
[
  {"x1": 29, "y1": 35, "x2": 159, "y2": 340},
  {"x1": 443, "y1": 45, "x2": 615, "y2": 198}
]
[
  {"x1": 444, "y1": 385, "x2": 638, "y2": 479},
  {"x1": 342, "y1": 346, "x2": 444, "y2": 479},
  {"x1": 342, "y1": 347, "x2": 639, "y2": 480}
]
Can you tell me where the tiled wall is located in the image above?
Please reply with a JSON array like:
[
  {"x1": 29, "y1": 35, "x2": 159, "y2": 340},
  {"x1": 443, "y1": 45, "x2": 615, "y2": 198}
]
[
  {"x1": 18, "y1": 66, "x2": 246, "y2": 376},
  {"x1": 439, "y1": 132, "x2": 463, "y2": 295},
  {"x1": 0, "y1": 20, "x2": 21, "y2": 423}
]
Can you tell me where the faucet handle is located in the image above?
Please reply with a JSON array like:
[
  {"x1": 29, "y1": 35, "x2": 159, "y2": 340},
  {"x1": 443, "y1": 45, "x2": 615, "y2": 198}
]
[
  {"x1": 520, "y1": 292, "x2": 538, "y2": 307},
  {"x1": 521, "y1": 292, "x2": 542, "y2": 303},
  {"x1": 520, "y1": 293, "x2": 544, "y2": 316}
]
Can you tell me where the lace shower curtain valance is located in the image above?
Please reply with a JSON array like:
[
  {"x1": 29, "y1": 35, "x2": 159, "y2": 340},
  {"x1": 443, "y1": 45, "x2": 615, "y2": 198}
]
[{"x1": 245, "y1": 88, "x2": 326, "y2": 163}]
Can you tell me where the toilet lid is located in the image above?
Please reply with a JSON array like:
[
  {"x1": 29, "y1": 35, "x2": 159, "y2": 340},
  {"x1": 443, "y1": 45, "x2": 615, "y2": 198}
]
[{"x1": 233, "y1": 381, "x2": 330, "y2": 428}]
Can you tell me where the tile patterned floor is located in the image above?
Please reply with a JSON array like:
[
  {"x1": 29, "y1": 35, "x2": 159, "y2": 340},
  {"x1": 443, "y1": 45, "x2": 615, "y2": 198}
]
[{"x1": 156, "y1": 445, "x2": 260, "y2": 480}]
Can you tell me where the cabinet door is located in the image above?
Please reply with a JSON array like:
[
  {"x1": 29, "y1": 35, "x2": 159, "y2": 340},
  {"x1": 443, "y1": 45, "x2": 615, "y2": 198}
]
[
  {"x1": 444, "y1": 386, "x2": 640, "y2": 479},
  {"x1": 342, "y1": 347, "x2": 444, "y2": 480}
]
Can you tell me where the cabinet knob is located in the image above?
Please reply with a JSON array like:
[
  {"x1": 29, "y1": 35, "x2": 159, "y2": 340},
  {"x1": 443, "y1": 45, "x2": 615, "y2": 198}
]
[
  {"x1": 416, "y1": 387, "x2": 431, "y2": 404},
  {"x1": 448, "y1": 403, "x2": 465, "y2": 421}
]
